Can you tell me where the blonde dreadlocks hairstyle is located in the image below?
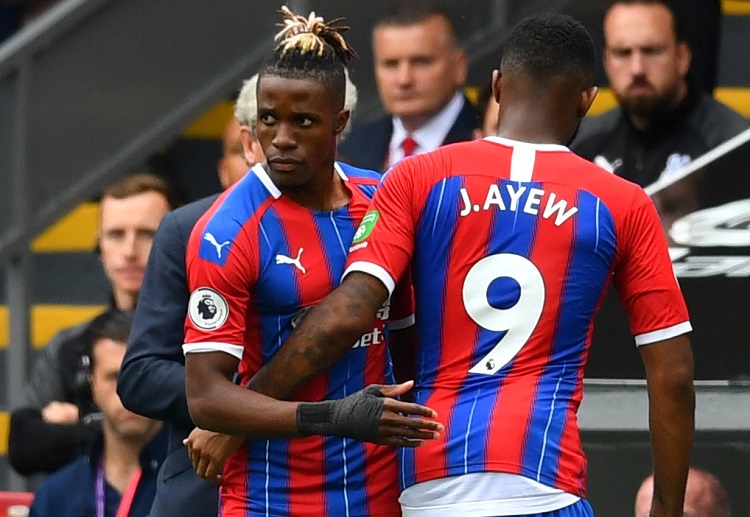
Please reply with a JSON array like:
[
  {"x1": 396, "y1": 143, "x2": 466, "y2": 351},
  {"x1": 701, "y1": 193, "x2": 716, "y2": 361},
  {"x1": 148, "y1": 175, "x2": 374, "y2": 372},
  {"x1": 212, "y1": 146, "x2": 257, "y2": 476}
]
[{"x1": 259, "y1": 6, "x2": 357, "y2": 107}]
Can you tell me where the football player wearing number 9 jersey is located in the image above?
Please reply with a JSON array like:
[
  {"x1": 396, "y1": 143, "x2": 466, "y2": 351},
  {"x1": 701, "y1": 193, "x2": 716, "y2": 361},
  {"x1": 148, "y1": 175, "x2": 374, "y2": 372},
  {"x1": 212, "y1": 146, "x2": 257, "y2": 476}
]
[{"x1": 247, "y1": 12, "x2": 695, "y2": 517}]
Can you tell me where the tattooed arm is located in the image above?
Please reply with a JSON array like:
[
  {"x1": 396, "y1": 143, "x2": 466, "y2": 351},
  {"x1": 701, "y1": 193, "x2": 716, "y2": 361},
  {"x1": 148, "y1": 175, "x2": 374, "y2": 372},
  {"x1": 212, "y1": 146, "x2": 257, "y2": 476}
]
[{"x1": 247, "y1": 272, "x2": 388, "y2": 398}]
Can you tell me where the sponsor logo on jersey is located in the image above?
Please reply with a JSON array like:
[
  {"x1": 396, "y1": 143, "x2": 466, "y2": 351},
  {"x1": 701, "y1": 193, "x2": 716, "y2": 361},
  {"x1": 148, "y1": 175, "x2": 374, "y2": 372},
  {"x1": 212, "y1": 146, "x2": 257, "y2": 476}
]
[
  {"x1": 188, "y1": 287, "x2": 229, "y2": 331},
  {"x1": 349, "y1": 241, "x2": 368, "y2": 253},
  {"x1": 352, "y1": 327, "x2": 384, "y2": 348},
  {"x1": 199, "y1": 230, "x2": 233, "y2": 267},
  {"x1": 352, "y1": 210, "x2": 380, "y2": 243},
  {"x1": 275, "y1": 247, "x2": 306, "y2": 274},
  {"x1": 203, "y1": 232, "x2": 231, "y2": 258}
]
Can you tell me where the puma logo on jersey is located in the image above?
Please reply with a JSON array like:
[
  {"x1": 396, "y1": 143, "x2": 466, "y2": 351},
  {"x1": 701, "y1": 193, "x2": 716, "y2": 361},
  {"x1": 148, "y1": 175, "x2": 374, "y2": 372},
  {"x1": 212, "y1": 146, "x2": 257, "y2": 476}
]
[
  {"x1": 593, "y1": 155, "x2": 622, "y2": 173},
  {"x1": 203, "y1": 233, "x2": 231, "y2": 258},
  {"x1": 275, "y1": 248, "x2": 306, "y2": 274}
]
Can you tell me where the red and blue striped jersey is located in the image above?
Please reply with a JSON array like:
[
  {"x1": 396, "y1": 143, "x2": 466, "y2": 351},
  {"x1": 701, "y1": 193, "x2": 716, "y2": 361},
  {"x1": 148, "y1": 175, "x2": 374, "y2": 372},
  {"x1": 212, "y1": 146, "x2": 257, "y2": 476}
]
[
  {"x1": 184, "y1": 163, "x2": 401, "y2": 517},
  {"x1": 344, "y1": 137, "x2": 691, "y2": 498}
]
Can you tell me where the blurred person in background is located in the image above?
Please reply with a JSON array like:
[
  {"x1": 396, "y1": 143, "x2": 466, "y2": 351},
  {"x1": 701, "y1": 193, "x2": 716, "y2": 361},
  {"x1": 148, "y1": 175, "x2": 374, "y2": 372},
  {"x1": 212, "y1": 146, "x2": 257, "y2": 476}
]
[
  {"x1": 8, "y1": 174, "x2": 172, "y2": 477},
  {"x1": 338, "y1": 0, "x2": 479, "y2": 171},
  {"x1": 572, "y1": 0, "x2": 747, "y2": 188},
  {"x1": 634, "y1": 467, "x2": 731, "y2": 517},
  {"x1": 29, "y1": 309, "x2": 166, "y2": 517}
]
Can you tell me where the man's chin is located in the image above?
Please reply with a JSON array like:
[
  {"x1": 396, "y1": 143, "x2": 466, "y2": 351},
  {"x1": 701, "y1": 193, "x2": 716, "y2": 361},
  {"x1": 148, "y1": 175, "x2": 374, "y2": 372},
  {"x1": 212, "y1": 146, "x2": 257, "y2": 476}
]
[{"x1": 116, "y1": 419, "x2": 159, "y2": 440}]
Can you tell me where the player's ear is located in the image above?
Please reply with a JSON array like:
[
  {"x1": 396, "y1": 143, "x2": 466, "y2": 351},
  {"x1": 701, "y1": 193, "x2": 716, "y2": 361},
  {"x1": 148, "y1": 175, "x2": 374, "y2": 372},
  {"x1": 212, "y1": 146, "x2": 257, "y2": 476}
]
[
  {"x1": 335, "y1": 109, "x2": 350, "y2": 136},
  {"x1": 578, "y1": 86, "x2": 598, "y2": 118},
  {"x1": 491, "y1": 69, "x2": 501, "y2": 104}
]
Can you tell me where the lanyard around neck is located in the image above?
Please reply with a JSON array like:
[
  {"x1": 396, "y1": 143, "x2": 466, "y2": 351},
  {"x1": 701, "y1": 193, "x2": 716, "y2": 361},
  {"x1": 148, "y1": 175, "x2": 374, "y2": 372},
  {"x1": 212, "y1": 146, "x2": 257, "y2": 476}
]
[{"x1": 96, "y1": 458, "x2": 143, "y2": 517}]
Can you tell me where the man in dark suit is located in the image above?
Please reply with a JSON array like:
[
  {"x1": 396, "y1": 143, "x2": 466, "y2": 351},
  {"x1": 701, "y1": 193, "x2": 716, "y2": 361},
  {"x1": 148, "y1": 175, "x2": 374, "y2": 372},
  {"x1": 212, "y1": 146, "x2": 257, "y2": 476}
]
[
  {"x1": 115, "y1": 86, "x2": 261, "y2": 514},
  {"x1": 116, "y1": 193, "x2": 219, "y2": 517},
  {"x1": 339, "y1": 2, "x2": 480, "y2": 172}
]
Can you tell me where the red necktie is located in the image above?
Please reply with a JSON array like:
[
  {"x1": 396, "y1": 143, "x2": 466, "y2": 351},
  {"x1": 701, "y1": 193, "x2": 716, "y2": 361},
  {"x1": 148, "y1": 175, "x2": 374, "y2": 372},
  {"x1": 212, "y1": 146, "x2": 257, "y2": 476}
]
[{"x1": 401, "y1": 135, "x2": 417, "y2": 157}]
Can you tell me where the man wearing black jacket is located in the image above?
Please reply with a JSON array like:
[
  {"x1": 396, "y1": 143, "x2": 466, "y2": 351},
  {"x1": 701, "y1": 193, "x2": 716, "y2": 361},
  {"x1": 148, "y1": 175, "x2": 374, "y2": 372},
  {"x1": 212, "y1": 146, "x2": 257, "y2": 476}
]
[{"x1": 571, "y1": 0, "x2": 748, "y2": 189}]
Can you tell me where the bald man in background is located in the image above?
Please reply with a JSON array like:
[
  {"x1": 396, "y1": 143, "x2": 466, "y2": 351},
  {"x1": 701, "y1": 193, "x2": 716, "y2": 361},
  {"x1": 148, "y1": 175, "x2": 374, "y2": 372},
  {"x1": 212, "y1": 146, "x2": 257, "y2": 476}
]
[{"x1": 634, "y1": 467, "x2": 731, "y2": 517}]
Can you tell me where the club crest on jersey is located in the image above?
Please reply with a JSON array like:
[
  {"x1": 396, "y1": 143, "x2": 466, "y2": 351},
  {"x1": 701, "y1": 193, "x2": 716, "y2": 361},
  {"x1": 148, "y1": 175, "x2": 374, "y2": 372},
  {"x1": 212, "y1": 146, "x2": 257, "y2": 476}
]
[
  {"x1": 352, "y1": 210, "x2": 380, "y2": 244},
  {"x1": 188, "y1": 287, "x2": 229, "y2": 331},
  {"x1": 661, "y1": 153, "x2": 692, "y2": 180}
]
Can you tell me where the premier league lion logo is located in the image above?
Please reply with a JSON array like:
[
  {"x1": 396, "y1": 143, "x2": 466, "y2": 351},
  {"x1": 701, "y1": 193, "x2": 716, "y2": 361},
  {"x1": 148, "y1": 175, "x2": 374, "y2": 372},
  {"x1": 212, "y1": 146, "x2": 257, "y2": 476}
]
[
  {"x1": 197, "y1": 295, "x2": 218, "y2": 320},
  {"x1": 188, "y1": 287, "x2": 229, "y2": 330}
]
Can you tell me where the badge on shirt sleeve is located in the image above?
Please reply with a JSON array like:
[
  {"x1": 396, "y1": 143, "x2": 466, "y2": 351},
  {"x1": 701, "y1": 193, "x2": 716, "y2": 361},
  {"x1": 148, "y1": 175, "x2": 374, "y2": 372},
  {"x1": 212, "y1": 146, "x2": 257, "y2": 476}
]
[
  {"x1": 188, "y1": 287, "x2": 229, "y2": 331},
  {"x1": 352, "y1": 210, "x2": 380, "y2": 244}
]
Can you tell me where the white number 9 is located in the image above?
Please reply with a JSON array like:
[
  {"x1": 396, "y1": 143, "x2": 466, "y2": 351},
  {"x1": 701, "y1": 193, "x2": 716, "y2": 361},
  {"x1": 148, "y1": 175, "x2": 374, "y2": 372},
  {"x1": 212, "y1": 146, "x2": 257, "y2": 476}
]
[{"x1": 463, "y1": 253, "x2": 545, "y2": 375}]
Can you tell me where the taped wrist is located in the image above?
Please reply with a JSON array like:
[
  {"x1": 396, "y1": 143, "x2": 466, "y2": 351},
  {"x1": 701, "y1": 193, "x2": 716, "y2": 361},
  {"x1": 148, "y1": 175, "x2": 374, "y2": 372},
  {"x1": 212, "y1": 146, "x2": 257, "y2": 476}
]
[
  {"x1": 296, "y1": 401, "x2": 336, "y2": 437},
  {"x1": 296, "y1": 385, "x2": 385, "y2": 443}
]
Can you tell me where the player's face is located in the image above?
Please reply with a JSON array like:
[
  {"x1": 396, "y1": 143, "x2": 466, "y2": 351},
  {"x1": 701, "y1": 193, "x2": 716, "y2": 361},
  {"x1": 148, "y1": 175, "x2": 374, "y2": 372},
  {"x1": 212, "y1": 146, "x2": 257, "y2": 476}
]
[
  {"x1": 89, "y1": 338, "x2": 161, "y2": 441},
  {"x1": 98, "y1": 191, "x2": 169, "y2": 305},
  {"x1": 256, "y1": 74, "x2": 345, "y2": 190},
  {"x1": 373, "y1": 15, "x2": 467, "y2": 130},
  {"x1": 603, "y1": 3, "x2": 690, "y2": 118}
]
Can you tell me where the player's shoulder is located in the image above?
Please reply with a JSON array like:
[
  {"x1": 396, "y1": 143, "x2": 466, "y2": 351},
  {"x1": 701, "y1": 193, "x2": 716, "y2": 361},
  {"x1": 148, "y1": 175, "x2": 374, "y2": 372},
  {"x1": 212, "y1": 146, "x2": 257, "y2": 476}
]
[
  {"x1": 433, "y1": 138, "x2": 486, "y2": 158},
  {"x1": 204, "y1": 167, "x2": 276, "y2": 226},
  {"x1": 337, "y1": 161, "x2": 381, "y2": 184},
  {"x1": 189, "y1": 167, "x2": 276, "y2": 256},
  {"x1": 392, "y1": 139, "x2": 485, "y2": 174},
  {"x1": 337, "y1": 161, "x2": 382, "y2": 201}
]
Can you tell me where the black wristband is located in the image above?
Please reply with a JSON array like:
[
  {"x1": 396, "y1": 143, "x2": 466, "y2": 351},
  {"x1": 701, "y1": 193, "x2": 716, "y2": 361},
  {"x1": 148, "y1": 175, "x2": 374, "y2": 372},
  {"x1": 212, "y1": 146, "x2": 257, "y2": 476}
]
[
  {"x1": 296, "y1": 401, "x2": 335, "y2": 437},
  {"x1": 295, "y1": 385, "x2": 386, "y2": 443}
]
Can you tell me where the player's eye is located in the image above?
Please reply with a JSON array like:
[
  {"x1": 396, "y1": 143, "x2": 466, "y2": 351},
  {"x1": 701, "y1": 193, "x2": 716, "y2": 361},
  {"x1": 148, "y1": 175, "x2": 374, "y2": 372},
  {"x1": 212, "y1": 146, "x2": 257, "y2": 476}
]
[
  {"x1": 260, "y1": 114, "x2": 276, "y2": 125},
  {"x1": 297, "y1": 117, "x2": 313, "y2": 128}
]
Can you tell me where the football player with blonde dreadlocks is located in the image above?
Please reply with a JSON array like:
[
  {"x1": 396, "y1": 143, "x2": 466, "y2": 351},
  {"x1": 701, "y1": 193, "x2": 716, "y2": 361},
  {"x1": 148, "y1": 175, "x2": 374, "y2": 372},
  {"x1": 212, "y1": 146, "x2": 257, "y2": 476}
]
[{"x1": 183, "y1": 6, "x2": 441, "y2": 517}]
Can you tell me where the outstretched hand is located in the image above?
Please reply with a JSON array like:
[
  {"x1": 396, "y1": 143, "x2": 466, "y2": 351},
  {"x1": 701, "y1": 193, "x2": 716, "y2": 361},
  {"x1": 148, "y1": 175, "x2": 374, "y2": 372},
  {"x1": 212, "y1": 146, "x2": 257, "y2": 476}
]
[
  {"x1": 375, "y1": 380, "x2": 443, "y2": 447},
  {"x1": 183, "y1": 428, "x2": 244, "y2": 483},
  {"x1": 297, "y1": 380, "x2": 443, "y2": 447}
]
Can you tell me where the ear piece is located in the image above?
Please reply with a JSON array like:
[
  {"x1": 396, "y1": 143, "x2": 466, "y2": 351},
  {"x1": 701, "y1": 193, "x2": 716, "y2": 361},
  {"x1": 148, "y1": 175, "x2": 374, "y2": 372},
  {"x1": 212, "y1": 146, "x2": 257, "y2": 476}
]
[
  {"x1": 75, "y1": 354, "x2": 91, "y2": 397},
  {"x1": 94, "y1": 241, "x2": 101, "y2": 256}
]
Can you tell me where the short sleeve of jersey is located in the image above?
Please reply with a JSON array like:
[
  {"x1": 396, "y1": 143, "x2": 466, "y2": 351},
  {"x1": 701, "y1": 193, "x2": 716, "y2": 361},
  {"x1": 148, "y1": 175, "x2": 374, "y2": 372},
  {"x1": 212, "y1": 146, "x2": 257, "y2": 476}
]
[
  {"x1": 183, "y1": 210, "x2": 257, "y2": 359},
  {"x1": 344, "y1": 162, "x2": 421, "y2": 296},
  {"x1": 613, "y1": 189, "x2": 692, "y2": 345}
]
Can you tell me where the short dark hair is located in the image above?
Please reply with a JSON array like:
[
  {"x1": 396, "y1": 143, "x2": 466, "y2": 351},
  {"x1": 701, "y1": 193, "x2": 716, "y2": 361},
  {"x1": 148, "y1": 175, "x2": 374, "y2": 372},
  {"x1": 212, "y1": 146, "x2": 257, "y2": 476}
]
[
  {"x1": 84, "y1": 309, "x2": 134, "y2": 371},
  {"x1": 605, "y1": 0, "x2": 685, "y2": 42},
  {"x1": 259, "y1": 6, "x2": 357, "y2": 105},
  {"x1": 375, "y1": 0, "x2": 455, "y2": 34},
  {"x1": 102, "y1": 173, "x2": 174, "y2": 209},
  {"x1": 501, "y1": 12, "x2": 596, "y2": 84}
]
